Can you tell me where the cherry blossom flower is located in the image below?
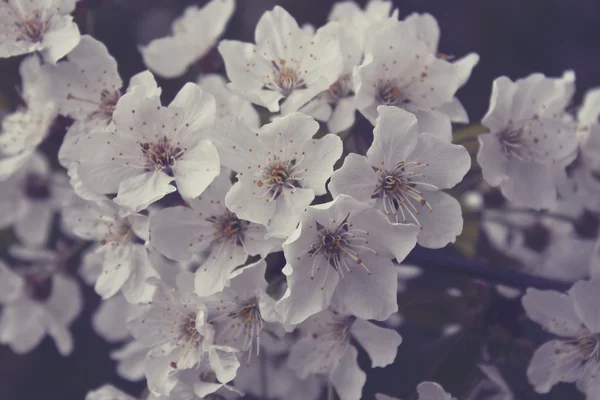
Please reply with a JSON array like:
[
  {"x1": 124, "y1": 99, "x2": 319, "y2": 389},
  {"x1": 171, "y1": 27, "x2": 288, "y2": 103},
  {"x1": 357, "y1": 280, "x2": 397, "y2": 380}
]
[
  {"x1": 329, "y1": 106, "x2": 471, "y2": 248},
  {"x1": 299, "y1": 20, "x2": 363, "y2": 133},
  {"x1": 477, "y1": 72, "x2": 578, "y2": 210},
  {"x1": 64, "y1": 199, "x2": 157, "y2": 303},
  {"x1": 235, "y1": 351, "x2": 323, "y2": 400},
  {"x1": 197, "y1": 74, "x2": 260, "y2": 128},
  {"x1": 150, "y1": 170, "x2": 280, "y2": 297},
  {"x1": 128, "y1": 279, "x2": 238, "y2": 395},
  {"x1": 274, "y1": 194, "x2": 418, "y2": 325},
  {"x1": 328, "y1": 0, "x2": 398, "y2": 45},
  {"x1": 287, "y1": 306, "x2": 402, "y2": 400},
  {"x1": 402, "y1": 12, "x2": 479, "y2": 125},
  {"x1": 0, "y1": 248, "x2": 82, "y2": 356},
  {"x1": 522, "y1": 280, "x2": 600, "y2": 397},
  {"x1": 200, "y1": 260, "x2": 279, "y2": 360},
  {"x1": 376, "y1": 382, "x2": 456, "y2": 400},
  {"x1": 354, "y1": 20, "x2": 464, "y2": 140},
  {"x1": 85, "y1": 385, "x2": 135, "y2": 400},
  {"x1": 0, "y1": 55, "x2": 56, "y2": 179},
  {"x1": 219, "y1": 6, "x2": 343, "y2": 114},
  {"x1": 111, "y1": 338, "x2": 147, "y2": 382},
  {"x1": 0, "y1": 0, "x2": 81, "y2": 63},
  {"x1": 0, "y1": 151, "x2": 71, "y2": 247},
  {"x1": 75, "y1": 79, "x2": 220, "y2": 212},
  {"x1": 140, "y1": 0, "x2": 235, "y2": 79},
  {"x1": 41, "y1": 35, "x2": 163, "y2": 202},
  {"x1": 213, "y1": 112, "x2": 343, "y2": 238}
]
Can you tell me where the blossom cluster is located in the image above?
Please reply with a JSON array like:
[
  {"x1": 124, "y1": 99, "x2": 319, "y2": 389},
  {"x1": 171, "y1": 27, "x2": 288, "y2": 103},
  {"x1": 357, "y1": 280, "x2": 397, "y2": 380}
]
[{"x1": 0, "y1": 0, "x2": 599, "y2": 399}]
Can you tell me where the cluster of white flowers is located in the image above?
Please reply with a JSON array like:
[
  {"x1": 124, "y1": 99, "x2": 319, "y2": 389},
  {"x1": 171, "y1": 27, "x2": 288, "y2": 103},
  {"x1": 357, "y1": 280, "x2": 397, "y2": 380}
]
[{"x1": 0, "y1": 0, "x2": 599, "y2": 399}]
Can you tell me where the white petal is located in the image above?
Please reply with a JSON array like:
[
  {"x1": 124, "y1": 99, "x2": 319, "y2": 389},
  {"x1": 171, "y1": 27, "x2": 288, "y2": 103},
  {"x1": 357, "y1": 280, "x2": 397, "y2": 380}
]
[
  {"x1": 368, "y1": 106, "x2": 420, "y2": 167},
  {"x1": 329, "y1": 153, "x2": 378, "y2": 202},
  {"x1": 482, "y1": 76, "x2": 517, "y2": 133},
  {"x1": 413, "y1": 191, "x2": 464, "y2": 249},
  {"x1": 411, "y1": 132, "x2": 471, "y2": 189},
  {"x1": 527, "y1": 340, "x2": 582, "y2": 394},
  {"x1": 521, "y1": 288, "x2": 581, "y2": 337},
  {"x1": 14, "y1": 201, "x2": 53, "y2": 247},
  {"x1": 568, "y1": 279, "x2": 600, "y2": 333},
  {"x1": 476, "y1": 133, "x2": 509, "y2": 187},
  {"x1": 0, "y1": 261, "x2": 24, "y2": 303},
  {"x1": 333, "y1": 254, "x2": 398, "y2": 321},
  {"x1": 500, "y1": 160, "x2": 557, "y2": 210},
  {"x1": 92, "y1": 294, "x2": 130, "y2": 342},
  {"x1": 416, "y1": 381, "x2": 454, "y2": 400},
  {"x1": 114, "y1": 171, "x2": 176, "y2": 212},
  {"x1": 40, "y1": 16, "x2": 81, "y2": 64},
  {"x1": 94, "y1": 246, "x2": 134, "y2": 299},
  {"x1": 208, "y1": 346, "x2": 240, "y2": 384},
  {"x1": 411, "y1": 109, "x2": 452, "y2": 141},
  {"x1": 330, "y1": 346, "x2": 367, "y2": 400},
  {"x1": 174, "y1": 139, "x2": 220, "y2": 199},
  {"x1": 350, "y1": 318, "x2": 402, "y2": 368}
]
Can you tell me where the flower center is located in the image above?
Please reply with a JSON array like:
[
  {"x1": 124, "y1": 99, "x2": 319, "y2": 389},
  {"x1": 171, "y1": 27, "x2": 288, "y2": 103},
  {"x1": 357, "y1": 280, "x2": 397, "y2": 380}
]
[
  {"x1": 257, "y1": 158, "x2": 303, "y2": 200},
  {"x1": 23, "y1": 173, "x2": 51, "y2": 200},
  {"x1": 99, "y1": 221, "x2": 134, "y2": 246},
  {"x1": 18, "y1": 15, "x2": 46, "y2": 42},
  {"x1": 575, "y1": 331, "x2": 600, "y2": 362},
  {"x1": 208, "y1": 296, "x2": 264, "y2": 357},
  {"x1": 140, "y1": 136, "x2": 183, "y2": 175},
  {"x1": 170, "y1": 313, "x2": 201, "y2": 369},
  {"x1": 372, "y1": 162, "x2": 438, "y2": 227},
  {"x1": 498, "y1": 125, "x2": 549, "y2": 163},
  {"x1": 308, "y1": 216, "x2": 376, "y2": 287},
  {"x1": 376, "y1": 81, "x2": 407, "y2": 107},
  {"x1": 97, "y1": 89, "x2": 121, "y2": 118},
  {"x1": 325, "y1": 73, "x2": 352, "y2": 103},
  {"x1": 269, "y1": 59, "x2": 306, "y2": 97},
  {"x1": 207, "y1": 212, "x2": 249, "y2": 247}
]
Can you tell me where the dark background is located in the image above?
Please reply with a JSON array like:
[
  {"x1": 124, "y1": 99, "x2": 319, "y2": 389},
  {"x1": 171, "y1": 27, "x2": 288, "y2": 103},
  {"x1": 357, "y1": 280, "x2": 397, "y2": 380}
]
[{"x1": 1, "y1": 0, "x2": 599, "y2": 399}]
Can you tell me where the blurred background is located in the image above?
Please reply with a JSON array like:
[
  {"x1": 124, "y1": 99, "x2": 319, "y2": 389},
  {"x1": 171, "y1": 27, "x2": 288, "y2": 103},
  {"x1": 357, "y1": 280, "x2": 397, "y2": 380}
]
[{"x1": 1, "y1": 0, "x2": 599, "y2": 399}]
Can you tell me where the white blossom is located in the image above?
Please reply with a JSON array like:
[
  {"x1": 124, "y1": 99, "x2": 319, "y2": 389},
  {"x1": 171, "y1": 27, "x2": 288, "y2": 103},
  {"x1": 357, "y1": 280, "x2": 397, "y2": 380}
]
[
  {"x1": 85, "y1": 385, "x2": 135, "y2": 400},
  {"x1": 287, "y1": 306, "x2": 402, "y2": 400},
  {"x1": 402, "y1": 12, "x2": 479, "y2": 124},
  {"x1": 0, "y1": 0, "x2": 81, "y2": 63},
  {"x1": 235, "y1": 351, "x2": 323, "y2": 400},
  {"x1": 197, "y1": 74, "x2": 260, "y2": 128},
  {"x1": 64, "y1": 199, "x2": 157, "y2": 303},
  {"x1": 354, "y1": 19, "x2": 464, "y2": 140},
  {"x1": 140, "y1": 0, "x2": 235, "y2": 79},
  {"x1": 328, "y1": 0, "x2": 398, "y2": 46},
  {"x1": 376, "y1": 382, "x2": 456, "y2": 400},
  {"x1": 200, "y1": 260, "x2": 278, "y2": 360},
  {"x1": 275, "y1": 194, "x2": 418, "y2": 325},
  {"x1": 213, "y1": 112, "x2": 343, "y2": 238},
  {"x1": 149, "y1": 170, "x2": 280, "y2": 297},
  {"x1": 330, "y1": 106, "x2": 471, "y2": 248},
  {"x1": 219, "y1": 6, "x2": 343, "y2": 114},
  {"x1": 111, "y1": 339, "x2": 147, "y2": 381},
  {"x1": 522, "y1": 280, "x2": 600, "y2": 398},
  {"x1": 128, "y1": 279, "x2": 238, "y2": 395},
  {"x1": 75, "y1": 79, "x2": 220, "y2": 212},
  {"x1": 477, "y1": 72, "x2": 578, "y2": 209},
  {"x1": 0, "y1": 248, "x2": 82, "y2": 355},
  {"x1": 0, "y1": 151, "x2": 71, "y2": 247},
  {"x1": 299, "y1": 20, "x2": 363, "y2": 133},
  {"x1": 0, "y1": 55, "x2": 55, "y2": 179}
]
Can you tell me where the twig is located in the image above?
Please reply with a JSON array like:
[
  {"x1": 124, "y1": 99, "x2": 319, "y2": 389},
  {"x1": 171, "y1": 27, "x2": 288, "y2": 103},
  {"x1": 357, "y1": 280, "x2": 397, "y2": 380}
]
[{"x1": 405, "y1": 246, "x2": 571, "y2": 292}]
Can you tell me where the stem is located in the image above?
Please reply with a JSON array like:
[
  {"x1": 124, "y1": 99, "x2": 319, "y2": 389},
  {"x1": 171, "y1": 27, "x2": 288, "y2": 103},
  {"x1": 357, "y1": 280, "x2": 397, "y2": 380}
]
[
  {"x1": 260, "y1": 352, "x2": 268, "y2": 399},
  {"x1": 405, "y1": 246, "x2": 571, "y2": 292},
  {"x1": 327, "y1": 382, "x2": 335, "y2": 400}
]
